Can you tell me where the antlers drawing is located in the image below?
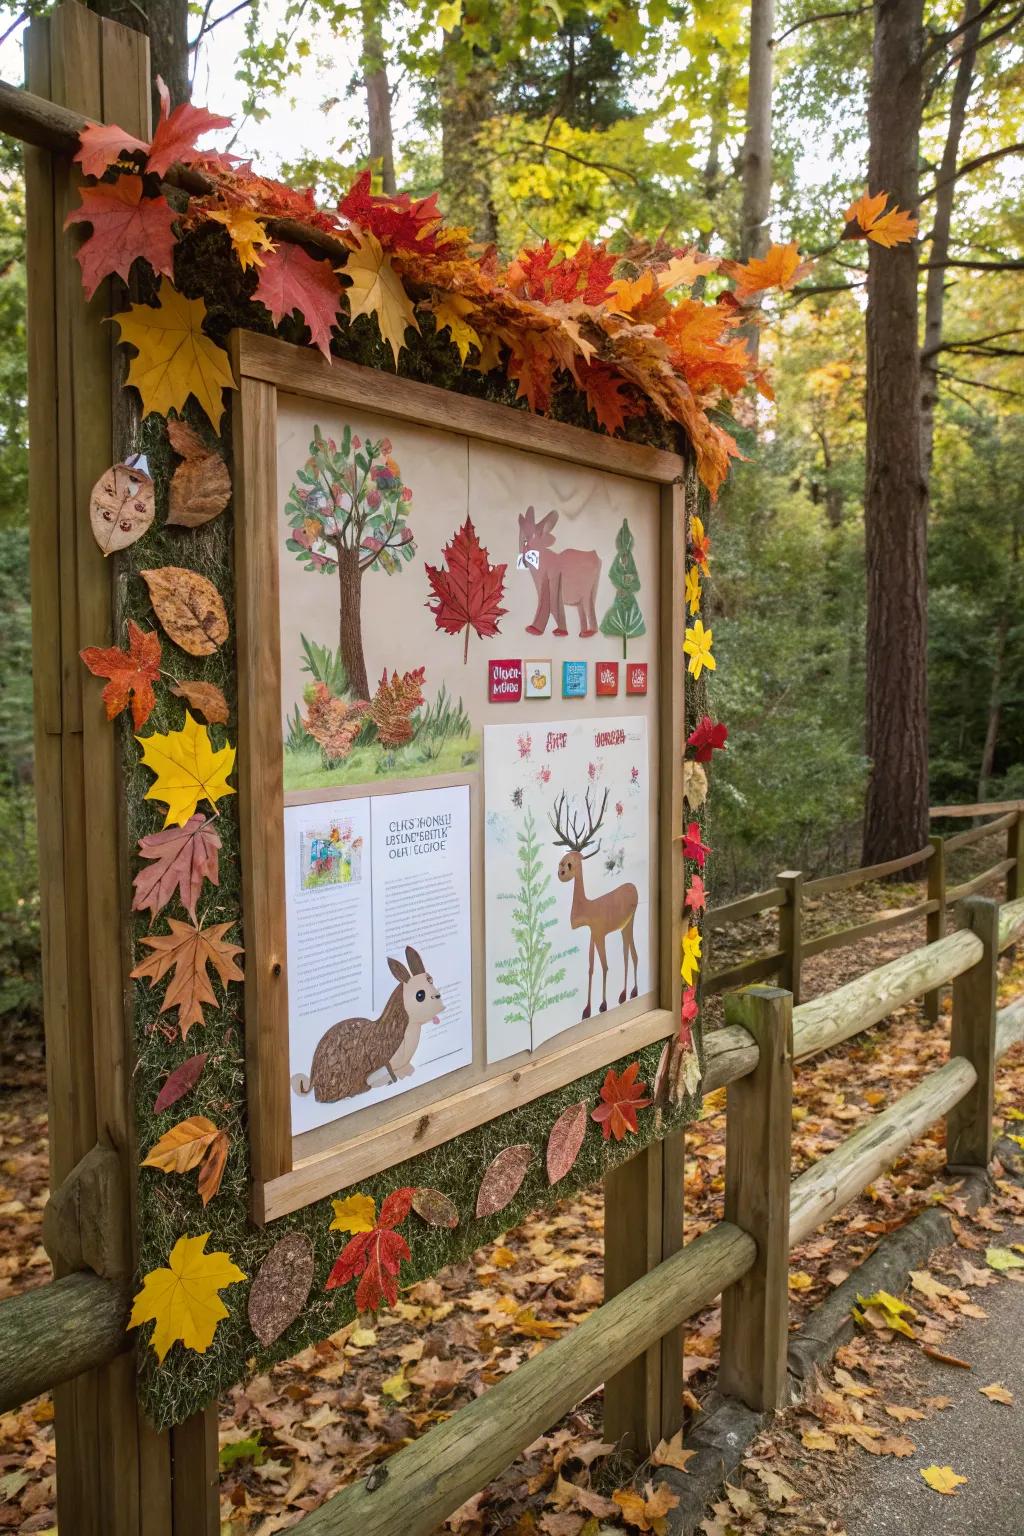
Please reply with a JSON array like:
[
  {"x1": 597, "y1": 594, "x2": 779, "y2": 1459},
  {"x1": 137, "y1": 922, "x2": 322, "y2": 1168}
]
[{"x1": 550, "y1": 788, "x2": 608, "y2": 858}]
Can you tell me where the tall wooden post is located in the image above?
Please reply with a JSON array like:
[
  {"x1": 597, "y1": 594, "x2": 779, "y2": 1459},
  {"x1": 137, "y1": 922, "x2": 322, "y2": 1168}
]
[
  {"x1": 719, "y1": 987, "x2": 793, "y2": 1411},
  {"x1": 924, "y1": 832, "x2": 946, "y2": 1022},
  {"x1": 947, "y1": 896, "x2": 999, "y2": 1169},
  {"x1": 1006, "y1": 811, "x2": 1024, "y2": 903},
  {"x1": 777, "y1": 871, "x2": 803, "y2": 1004}
]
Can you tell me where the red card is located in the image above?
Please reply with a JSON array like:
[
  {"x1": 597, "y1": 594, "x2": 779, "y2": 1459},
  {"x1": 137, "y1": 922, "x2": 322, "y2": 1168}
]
[
  {"x1": 625, "y1": 661, "x2": 648, "y2": 696},
  {"x1": 596, "y1": 661, "x2": 619, "y2": 696},
  {"x1": 489, "y1": 658, "x2": 523, "y2": 702}
]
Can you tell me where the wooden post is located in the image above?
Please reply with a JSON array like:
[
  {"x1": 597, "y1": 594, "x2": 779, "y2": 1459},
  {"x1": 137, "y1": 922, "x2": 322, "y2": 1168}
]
[
  {"x1": 947, "y1": 896, "x2": 999, "y2": 1170},
  {"x1": 719, "y1": 987, "x2": 793, "y2": 1411},
  {"x1": 924, "y1": 832, "x2": 946, "y2": 1021},
  {"x1": 777, "y1": 871, "x2": 803, "y2": 1004},
  {"x1": 1006, "y1": 811, "x2": 1024, "y2": 903}
]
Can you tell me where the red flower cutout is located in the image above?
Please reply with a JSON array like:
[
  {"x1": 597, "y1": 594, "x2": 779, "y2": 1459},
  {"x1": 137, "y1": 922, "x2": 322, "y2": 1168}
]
[
  {"x1": 682, "y1": 821, "x2": 711, "y2": 869},
  {"x1": 326, "y1": 1186, "x2": 414, "y2": 1312},
  {"x1": 684, "y1": 874, "x2": 707, "y2": 914},
  {"x1": 687, "y1": 715, "x2": 728, "y2": 762},
  {"x1": 591, "y1": 1062, "x2": 652, "y2": 1142},
  {"x1": 678, "y1": 986, "x2": 698, "y2": 1047}
]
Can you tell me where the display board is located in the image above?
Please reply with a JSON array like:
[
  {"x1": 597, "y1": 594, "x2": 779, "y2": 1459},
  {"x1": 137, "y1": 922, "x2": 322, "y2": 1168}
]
[{"x1": 234, "y1": 331, "x2": 688, "y2": 1221}]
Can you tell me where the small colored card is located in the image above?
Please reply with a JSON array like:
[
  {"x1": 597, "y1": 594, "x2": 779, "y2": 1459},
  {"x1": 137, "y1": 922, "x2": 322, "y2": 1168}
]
[
  {"x1": 561, "y1": 660, "x2": 588, "y2": 698},
  {"x1": 489, "y1": 659, "x2": 523, "y2": 702},
  {"x1": 525, "y1": 660, "x2": 552, "y2": 699},
  {"x1": 595, "y1": 661, "x2": 619, "y2": 697},
  {"x1": 625, "y1": 661, "x2": 648, "y2": 696}
]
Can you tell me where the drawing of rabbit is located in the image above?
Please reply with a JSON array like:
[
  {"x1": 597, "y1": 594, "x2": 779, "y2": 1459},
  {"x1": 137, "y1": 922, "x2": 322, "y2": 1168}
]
[{"x1": 291, "y1": 945, "x2": 444, "y2": 1103}]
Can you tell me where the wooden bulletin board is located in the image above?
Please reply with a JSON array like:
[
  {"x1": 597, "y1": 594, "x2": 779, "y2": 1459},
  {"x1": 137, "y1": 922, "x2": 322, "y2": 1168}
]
[{"x1": 232, "y1": 331, "x2": 686, "y2": 1222}]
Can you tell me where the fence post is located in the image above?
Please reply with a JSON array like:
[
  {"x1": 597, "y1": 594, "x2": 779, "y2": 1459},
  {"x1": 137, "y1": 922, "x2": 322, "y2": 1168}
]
[
  {"x1": 719, "y1": 986, "x2": 793, "y2": 1411},
  {"x1": 946, "y1": 896, "x2": 999, "y2": 1170},
  {"x1": 924, "y1": 833, "x2": 946, "y2": 1022},
  {"x1": 1006, "y1": 810, "x2": 1024, "y2": 903},
  {"x1": 777, "y1": 871, "x2": 803, "y2": 1004}
]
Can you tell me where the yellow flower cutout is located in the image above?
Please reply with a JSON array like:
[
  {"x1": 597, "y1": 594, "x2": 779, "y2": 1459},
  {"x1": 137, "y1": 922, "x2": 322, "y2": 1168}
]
[
  {"x1": 681, "y1": 924, "x2": 702, "y2": 986},
  {"x1": 129, "y1": 1233, "x2": 245, "y2": 1363},
  {"x1": 685, "y1": 564, "x2": 702, "y2": 616},
  {"x1": 684, "y1": 618, "x2": 716, "y2": 679},
  {"x1": 329, "y1": 1192, "x2": 377, "y2": 1233}
]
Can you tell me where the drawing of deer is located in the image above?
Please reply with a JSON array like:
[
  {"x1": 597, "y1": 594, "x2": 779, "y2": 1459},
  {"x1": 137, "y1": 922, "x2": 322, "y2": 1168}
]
[
  {"x1": 291, "y1": 945, "x2": 444, "y2": 1102},
  {"x1": 517, "y1": 507, "x2": 602, "y2": 638},
  {"x1": 550, "y1": 788, "x2": 639, "y2": 1020}
]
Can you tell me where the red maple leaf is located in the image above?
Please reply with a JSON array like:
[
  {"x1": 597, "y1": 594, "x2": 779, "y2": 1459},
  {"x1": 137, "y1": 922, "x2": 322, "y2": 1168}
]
[
  {"x1": 684, "y1": 874, "x2": 707, "y2": 914},
  {"x1": 681, "y1": 821, "x2": 711, "y2": 869},
  {"x1": 678, "y1": 986, "x2": 699, "y2": 1047},
  {"x1": 147, "y1": 76, "x2": 232, "y2": 178},
  {"x1": 591, "y1": 1061, "x2": 652, "y2": 1142},
  {"x1": 506, "y1": 339, "x2": 555, "y2": 413},
  {"x1": 425, "y1": 517, "x2": 508, "y2": 662},
  {"x1": 253, "y1": 244, "x2": 342, "y2": 360},
  {"x1": 508, "y1": 238, "x2": 616, "y2": 306},
  {"x1": 687, "y1": 715, "x2": 728, "y2": 762},
  {"x1": 578, "y1": 360, "x2": 637, "y2": 436},
  {"x1": 325, "y1": 1187, "x2": 414, "y2": 1312},
  {"x1": 338, "y1": 170, "x2": 443, "y2": 253},
  {"x1": 64, "y1": 177, "x2": 178, "y2": 300},
  {"x1": 75, "y1": 120, "x2": 150, "y2": 179},
  {"x1": 80, "y1": 621, "x2": 161, "y2": 730}
]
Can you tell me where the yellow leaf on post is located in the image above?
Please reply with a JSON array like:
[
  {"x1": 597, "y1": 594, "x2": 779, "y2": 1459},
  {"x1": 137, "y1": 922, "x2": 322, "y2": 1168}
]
[
  {"x1": 112, "y1": 279, "x2": 237, "y2": 431},
  {"x1": 920, "y1": 1465, "x2": 968, "y2": 1496},
  {"x1": 128, "y1": 1233, "x2": 245, "y2": 1362},
  {"x1": 137, "y1": 711, "x2": 236, "y2": 827},
  {"x1": 330, "y1": 1192, "x2": 377, "y2": 1233},
  {"x1": 340, "y1": 229, "x2": 419, "y2": 364}
]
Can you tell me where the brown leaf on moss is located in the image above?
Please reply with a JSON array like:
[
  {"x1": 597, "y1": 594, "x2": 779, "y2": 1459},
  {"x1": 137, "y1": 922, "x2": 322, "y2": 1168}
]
[
  {"x1": 412, "y1": 1187, "x2": 459, "y2": 1228},
  {"x1": 476, "y1": 1145, "x2": 532, "y2": 1219},
  {"x1": 141, "y1": 566, "x2": 229, "y2": 656},
  {"x1": 166, "y1": 418, "x2": 232, "y2": 528},
  {"x1": 546, "y1": 1102, "x2": 588, "y2": 1185},
  {"x1": 248, "y1": 1233, "x2": 315, "y2": 1348},
  {"x1": 170, "y1": 678, "x2": 230, "y2": 725}
]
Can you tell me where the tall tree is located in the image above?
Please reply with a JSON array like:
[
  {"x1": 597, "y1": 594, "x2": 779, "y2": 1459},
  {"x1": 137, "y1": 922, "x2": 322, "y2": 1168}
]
[
  {"x1": 862, "y1": 0, "x2": 928, "y2": 863},
  {"x1": 361, "y1": 0, "x2": 396, "y2": 193},
  {"x1": 439, "y1": 35, "x2": 499, "y2": 241},
  {"x1": 738, "y1": 0, "x2": 774, "y2": 263}
]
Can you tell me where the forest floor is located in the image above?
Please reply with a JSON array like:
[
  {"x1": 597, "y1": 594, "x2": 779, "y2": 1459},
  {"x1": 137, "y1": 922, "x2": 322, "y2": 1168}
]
[{"x1": 1, "y1": 834, "x2": 1022, "y2": 1535}]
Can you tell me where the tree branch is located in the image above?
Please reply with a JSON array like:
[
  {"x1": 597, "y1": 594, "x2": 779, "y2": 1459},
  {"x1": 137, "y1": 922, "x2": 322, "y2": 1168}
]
[
  {"x1": 922, "y1": 0, "x2": 1008, "y2": 57},
  {"x1": 919, "y1": 257, "x2": 1024, "y2": 271},
  {"x1": 190, "y1": 0, "x2": 253, "y2": 49},
  {"x1": 936, "y1": 368, "x2": 1024, "y2": 398},
  {"x1": 921, "y1": 140, "x2": 1024, "y2": 199},
  {"x1": 770, "y1": 5, "x2": 870, "y2": 45}
]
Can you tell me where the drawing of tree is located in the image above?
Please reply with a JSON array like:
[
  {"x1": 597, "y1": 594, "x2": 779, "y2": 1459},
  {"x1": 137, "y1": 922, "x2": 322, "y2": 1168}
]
[
  {"x1": 285, "y1": 424, "x2": 416, "y2": 697},
  {"x1": 494, "y1": 808, "x2": 576, "y2": 1036},
  {"x1": 599, "y1": 517, "x2": 646, "y2": 658}
]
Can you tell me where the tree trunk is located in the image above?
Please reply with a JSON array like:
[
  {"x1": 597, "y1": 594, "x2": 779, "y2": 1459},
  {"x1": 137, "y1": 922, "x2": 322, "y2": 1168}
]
[
  {"x1": 337, "y1": 546, "x2": 369, "y2": 699},
  {"x1": 920, "y1": 0, "x2": 981, "y2": 483},
  {"x1": 862, "y1": 0, "x2": 928, "y2": 865},
  {"x1": 738, "y1": 0, "x2": 775, "y2": 263},
  {"x1": 361, "y1": 0, "x2": 396, "y2": 194},
  {"x1": 88, "y1": 0, "x2": 190, "y2": 109},
  {"x1": 977, "y1": 615, "x2": 1006, "y2": 800},
  {"x1": 439, "y1": 37, "x2": 498, "y2": 242}
]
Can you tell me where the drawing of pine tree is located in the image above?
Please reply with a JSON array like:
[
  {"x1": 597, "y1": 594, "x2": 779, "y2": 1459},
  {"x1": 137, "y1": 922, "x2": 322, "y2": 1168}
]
[
  {"x1": 600, "y1": 517, "x2": 646, "y2": 657},
  {"x1": 495, "y1": 808, "x2": 576, "y2": 1039}
]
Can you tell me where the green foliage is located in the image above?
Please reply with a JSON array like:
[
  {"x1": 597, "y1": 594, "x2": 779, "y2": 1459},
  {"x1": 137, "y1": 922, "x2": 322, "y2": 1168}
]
[
  {"x1": 599, "y1": 516, "x2": 646, "y2": 658},
  {"x1": 494, "y1": 807, "x2": 577, "y2": 1028},
  {"x1": 414, "y1": 683, "x2": 473, "y2": 759},
  {"x1": 0, "y1": 529, "x2": 40, "y2": 1028}
]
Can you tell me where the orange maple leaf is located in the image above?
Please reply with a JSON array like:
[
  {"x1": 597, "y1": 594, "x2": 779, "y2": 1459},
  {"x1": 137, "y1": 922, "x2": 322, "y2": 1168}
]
[
  {"x1": 80, "y1": 620, "x2": 161, "y2": 730},
  {"x1": 724, "y1": 241, "x2": 813, "y2": 298},
  {"x1": 843, "y1": 189, "x2": 918, "y2": 247},
  {"x1": 131, "y1": 917, "x2": 243, "y2": 1039},
  {"x1": 591, "y1": 1061, "x2": 652, "y2": 1142}
]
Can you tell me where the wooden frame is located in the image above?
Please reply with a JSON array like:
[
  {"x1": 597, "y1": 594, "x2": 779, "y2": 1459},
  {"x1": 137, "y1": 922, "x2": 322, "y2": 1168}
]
[{"x1": 230, "y1": 330, "x2": 686, "y2": 1222}]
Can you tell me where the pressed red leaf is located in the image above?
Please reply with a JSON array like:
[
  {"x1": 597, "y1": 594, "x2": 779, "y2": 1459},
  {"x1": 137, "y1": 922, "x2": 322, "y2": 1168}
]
[
  {"x1": 681, "y1": 820, "x2": 711, "y2": 869},
  {"x1": 147, "y1": 76, "x2": 231, "y2": 178},
  {"x1": 152, "y1": 1052, "x2": 208, "y2": 1114},
  {"x1": 425, "y1": 517, "x2": 507, "y2": 662},
  {"x1": 133, "y1": 812, "x2": 222, "y2": 922},
  {"x1": 475, "y1": 1145, "x2": 532, "y2": 1219},
  {"x1": 64, "y1": 177, "x2": 178, "y2": 300},
  {"x1": 74, "y1": 120, "x2": 150, "y2": 179},
  {"x1": 591, "y1": 1061, "x2": 652, "y2": 1142},
  {"x1": 687, "y1": 715, "x2": 728, "y2": 762},
  {"x1": 546, "y1": 1102, "x2": 588, "y2": 1185},
  {"x1": 325, "y1": 1185, "x2": 414, "y2": 1312},
  {"x1": 253, "y1": 244, "x2": 342, "y2": 359},
  {"x1": 80, "y1": 620, "x2": 161, "y2": 730}
]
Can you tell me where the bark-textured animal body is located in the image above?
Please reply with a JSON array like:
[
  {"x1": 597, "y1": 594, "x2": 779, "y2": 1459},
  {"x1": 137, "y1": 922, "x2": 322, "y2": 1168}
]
[
  {"x1": 291, "y1": 946, "x2": 443, "y2": 1103},
  {"x1": 550, "y1": 789, "x2": 639, "y2": 1019},
  {"x1": 517, "y1": 507, "x2": 601, "y2": 638}
]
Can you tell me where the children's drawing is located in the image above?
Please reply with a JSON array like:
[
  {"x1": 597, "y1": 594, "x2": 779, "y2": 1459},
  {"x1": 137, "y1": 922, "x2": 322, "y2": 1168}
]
[
  {"x1": 300, "y1": 820, "x2": 363, "y2": 889},
  {"x1": 291, "y1": 945, "x2": 443, "y2": 1102},
  {"x1": 550, "y1": 788, "x2": 639, "y2": 1019},
  {"x1": 517, "y1": 507, "x2": 601, "y2": 638},
  {"x1": 425, "y1": 515, "x2": 507, "y2": 662},
  {"x1": 600, "y1": 517, "x2": 646, "y2": 657},
  {"x1": 285, "y1": 424, "x2": 417, "y2": 698},
  {"x1": 494, "y1": 808, "x2": 577, "y2": 1033}
]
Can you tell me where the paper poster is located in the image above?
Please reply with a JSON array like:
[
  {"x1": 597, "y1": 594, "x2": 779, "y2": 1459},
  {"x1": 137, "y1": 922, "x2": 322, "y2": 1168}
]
[
  {"x1": 484, "y1": 716, "x2": 651, "y2": 1061},
  {"x1": 285, "y1": 784, "x2": 473, "y2": 1136}
]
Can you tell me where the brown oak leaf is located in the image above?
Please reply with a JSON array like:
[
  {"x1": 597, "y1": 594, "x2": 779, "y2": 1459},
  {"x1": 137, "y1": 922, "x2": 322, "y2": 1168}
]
[
  {"x1": 166, "y1": 418, "x2": 232, "y2": 528},
  {"x1": 133, "y1": 813, "x2": 221, "y2": 922},
  {"x1": 131, "y1": 917, "x2": 243, "y2": 1038}
]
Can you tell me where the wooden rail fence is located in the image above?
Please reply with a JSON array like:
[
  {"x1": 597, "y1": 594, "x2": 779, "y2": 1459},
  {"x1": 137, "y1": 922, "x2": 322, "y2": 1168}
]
[{"x1": 3, "y1": 888, "x2": 1023, "y2": 1534}]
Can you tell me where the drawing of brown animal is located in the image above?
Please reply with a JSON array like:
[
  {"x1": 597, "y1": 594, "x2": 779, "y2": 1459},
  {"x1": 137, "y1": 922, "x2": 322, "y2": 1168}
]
[
  {"x1": 550, "y1": 788, "x2": 639, "y2": 1019},
  {"x1": 291, "y1": 946, "x2": 443, "y2": 1103},
  {"x1": 517, "y1": 507, "x2": 601, "y2": 638}
]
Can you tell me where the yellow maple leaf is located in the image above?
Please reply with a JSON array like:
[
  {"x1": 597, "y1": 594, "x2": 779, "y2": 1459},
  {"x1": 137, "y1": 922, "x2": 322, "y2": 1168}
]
[
  {"x1": 725, "y1": 241, "x2": 812, "y2": 298},
  {"x1": 430, "y1": 293, "x2": 481, "y2": 364},
  {"x1": 330, "y1": 1192, "x2": 377, "y2": 1233},
  {"x1": 112, "y1": 279, "x2": 237, "y2": 431},
  {"x1": 205, "y1": 207, "x2": 275, "y2": 270},
  {"x1": 340, "y1": 229, "x2": 419, "y2": 363},
  {"x1": 843, "y1": 188, "x2": 918, "y2": 247},
  {"x1": 137, "y1": 710, "x2": 236, "y2": 828},
  {"x1": 920, "y1": 1464, "x2": 968, "y2": 1496},
  {"x1": 854, "y1": 1289, "x2": 918, "y2": 1337},
  {"x1": 659, "y1": 249, "x2": 720, "y2": 290},
  {"x1": 128, "y1": 1232, "x2": 245, "y2": 1363}
]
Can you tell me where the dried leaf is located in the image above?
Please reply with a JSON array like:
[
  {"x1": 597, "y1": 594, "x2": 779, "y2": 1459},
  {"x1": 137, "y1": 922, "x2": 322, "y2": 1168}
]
[
  {"x1": 65, "y1": 179, "x2": 177, "y2": 301},
  {"x1": 133, "y1": 813, "x2": 221, "y2": 921},
  {"x1": 723, "y1": 241, "x2": 813, "y2": 298},
  {"x1": 591, "y1": 1063, "x2": 651, "y2": 1143},
  {"x1": 141, "y1": 566, "x2": 229, "y2": 656},
  {"x1": 411, "y1": 1187, "x2": 460, "y2": 1228},
  {"x1": 169, "y1": 680, "x2": 230, "y2": 726},
  {"x1": 74, "y1": 119, "x2": 149, "y2": 178},
  {"x1": 143, "y1": 1115, "x2": 221, "y2": 1174},
  {"x1": 979, "y1": 1382, "x2": 1013, "y2": 1404},
  {"x1": 131, "y1": 916, "x2": 243, "y2": 1038},
  {"x1": 197, "y1": 1130, "x2": 229, "y2": 1205},
  {"x1": 651, "y1": 1432, "x2": 696, "y2": 1472},
  {"x1": 612, "y1": 1480, "x2": 679, "y2": 1531},
  {"x1": 476, "y1": 1145, "x2": 533, "y2": 1219},
  {"x1": 248, "y1": 1233, "x2": 315, "y2": 1348},
  {"x1": 128, "y1": 1232, "x2": 245, "y2": 1362},
  {"x1": 920, "y1": 1464, "x2": 968, "y2": 1496},
  {"x1": 80, "y1": 620, "x2": 161, "y2": 730},
  {"x1": 546, "y1": 1102, "x2": 588, "y2": 1185},
  {"x1": 152, "y1": 1052, "x2": 208, "y2": 1113},
  {"x1": 88, "y1": 462, "x2": 155, "y2": 555},
  {"x1": 843, "y1": 189, "x2": 918, "y2": 248},
  {"x1": 147, "y1": 76, "x2": 231, "y2": 178},
  {"x1": 326, "y1": 1187, "x2": 414, "y2": 1312},
  {"x1": 112, "y1": 279, "x2": 236, "y2": 431},
  {"x1": 205, "y1": 207, "x2": 273, "y2": 269},
  {"x1": 136, "y1": 712, "x2": 235, "y2": 828},
  {"x1": 985, "y1": 1246, "x2": 1024, "y2": 1271},
  {"x1": 166, "y1": 418, "x2": 232, "y2": 528}
]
